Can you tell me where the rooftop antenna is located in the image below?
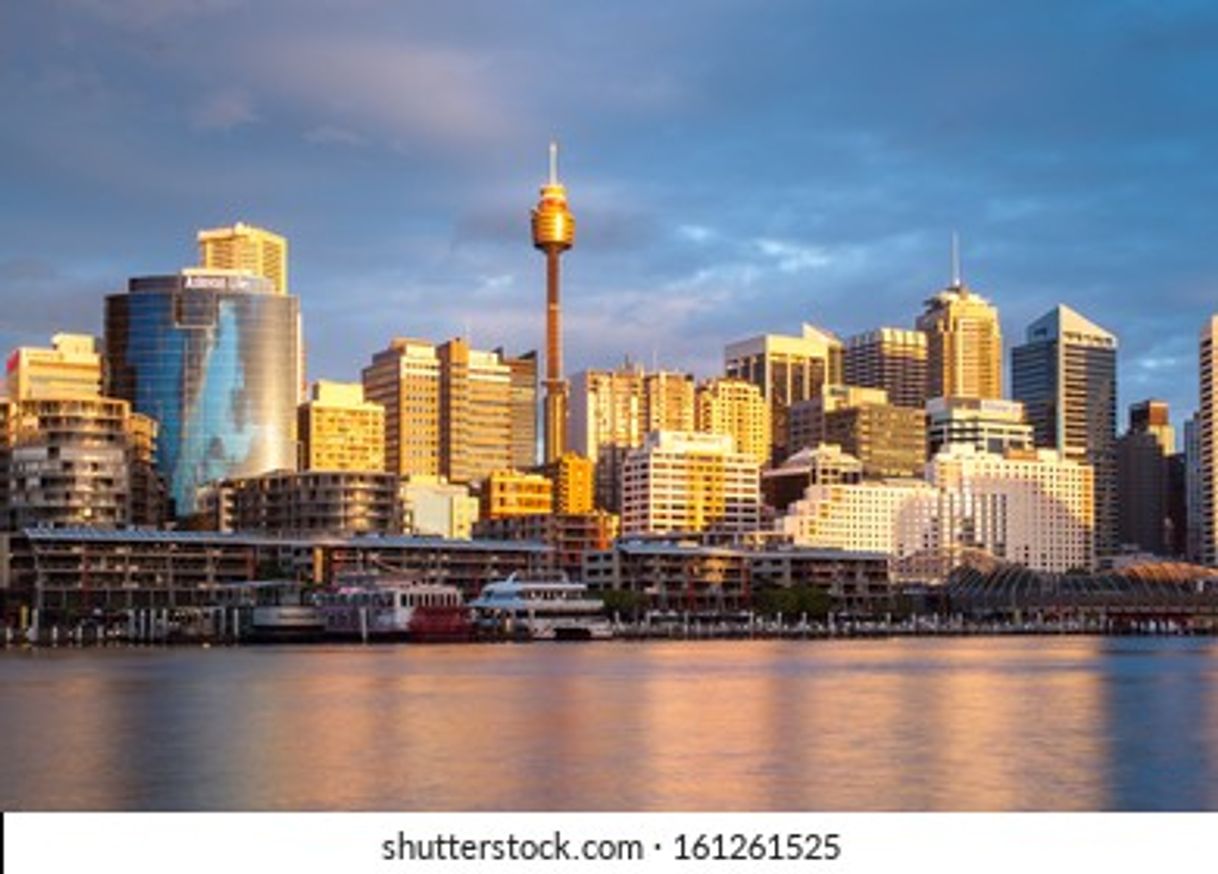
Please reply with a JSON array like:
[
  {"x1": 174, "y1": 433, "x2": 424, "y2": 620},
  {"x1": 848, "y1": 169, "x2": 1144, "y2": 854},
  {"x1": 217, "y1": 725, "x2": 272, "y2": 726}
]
[{"x1": 951, "y1": 231, "x2": 962, "y2": 289}]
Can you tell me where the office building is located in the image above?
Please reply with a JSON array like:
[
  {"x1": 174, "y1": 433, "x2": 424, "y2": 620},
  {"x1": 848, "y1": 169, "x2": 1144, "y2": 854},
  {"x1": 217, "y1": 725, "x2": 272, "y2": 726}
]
[
  {"x1": 843, "y1": 327, "x2": 928, "y2": 408},
  {"x1": 762, "y1": 443, "x2": 864, "y2": 513},
  {"x1": 621, "y1": 431, "x2": 760, "y2": 536},
  {"x1": 481, "y1": 469, "x2": 554, "y2": 519},
  {"x1": 1117, "y1": 400, "x2": 1173, "y2": 555},
  {"x1": 724, "y1": 324, "x2": 843, "y2": 462},
  {"x1": 501, "y1": 348, "x2": 538, "y2": 471},
  {"x1": 362, "y1": 338, "x2": 441, "y2": 477},
  {"x1": 545, "y1": 452, "x2": 595, "y2": 515},
  {"x1": 5, "y1": 334, "x2": 102, "y2": 400},
  {"x1": 926, "y1": 396, "x2": 1033, "y2": 456},
  {"x1": 916, "y1": 255, "x2": 1003, "y2": 400},
  {"x1": 362, "y1": 338, "x2": 514, "y2": 485},
  {"x1": 437, "y1": 339, "x2": 512, "y2": 484},
  {"x1": 789, "y1": 384, "x2": 924, "y2": 478},
  {"x1": 197, "y1": 222, "x2": 288, "y2": 294},
  {"x1": 105, "y1": 268, "x2": 301, "y2": 516},
  {"x1": 1185, "y1": 413, "x2": 1203, "y2": 562},
  {"x1": 695, "y1": 377, "x2": 771, "y2": 466},
  {"x1": 298, "y1": 381, "x2": 385, "y2": 472},
  {"x1": 1012, "y1": 305, "x2": 1117, "y2": 559}
]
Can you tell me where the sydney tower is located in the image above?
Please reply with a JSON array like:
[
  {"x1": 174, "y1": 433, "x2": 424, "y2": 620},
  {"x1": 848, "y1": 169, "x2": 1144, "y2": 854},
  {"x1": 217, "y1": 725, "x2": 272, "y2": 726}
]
[{"x1": 531, "y1": 142, "x2": 576, "y2": 464}]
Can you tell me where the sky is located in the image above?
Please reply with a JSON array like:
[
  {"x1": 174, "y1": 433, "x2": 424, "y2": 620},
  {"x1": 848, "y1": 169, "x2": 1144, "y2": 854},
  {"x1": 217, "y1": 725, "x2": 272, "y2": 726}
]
[{"x1": 3, "y1": 0, "x2": 1218, "y2": 441}]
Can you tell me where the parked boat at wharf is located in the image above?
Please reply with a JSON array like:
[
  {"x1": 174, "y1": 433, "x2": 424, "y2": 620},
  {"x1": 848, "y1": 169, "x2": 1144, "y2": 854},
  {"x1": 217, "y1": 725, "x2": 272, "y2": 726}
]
[
  {"x1": 469, "y1": 573, "x2": 612, "y2": 640},
  {"x1": 317, "y1": 575, "x2": 471, "y2": 642}
]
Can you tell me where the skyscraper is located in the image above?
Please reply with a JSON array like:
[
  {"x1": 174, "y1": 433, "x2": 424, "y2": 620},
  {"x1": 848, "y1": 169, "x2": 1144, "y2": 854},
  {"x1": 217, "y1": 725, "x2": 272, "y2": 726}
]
[
  {"x1": 916, "y1": 245, "x2": 1002, "y2": 400},
  {"x1": 724, "y1": 323, "x2": 843, "y2": 463},
  {"x1": 362, "y1": 338, "x2": 441, "y2": 478},
  {"x1": 499, "y1": 348, "x2": 538, "y2": 471},
  {"x1": 197, "y1": 222, "x2": 288, "y2": 294},
  {"x1": 1012, "y1": 304, "x2": 1117, "y2": 559},
  {"x1": 531, "y1": 143, "x2": 575, "y2": 464},
  {"x1": 105, "y1": 269, "x2": 301, "y2": 516},
  {"x1": 843, "y1": 327, "x2": 928, "y2": 408},
  {"x1": 1199, "y1": 317, "x2": 1218, "y2": 565},
  {"x1": 362, "y1": 337, "x2": 514, "y2": 485}
]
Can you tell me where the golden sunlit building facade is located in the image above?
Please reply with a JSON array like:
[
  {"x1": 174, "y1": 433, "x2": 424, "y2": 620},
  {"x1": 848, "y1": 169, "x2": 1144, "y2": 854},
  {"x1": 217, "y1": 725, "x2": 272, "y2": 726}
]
[
  {"x1": 298, "y1": 380, "x2": 385, "y2": 472},
  {"x1": 621, "y1": 430, "x2": 760, "y2": 536},
  {"x1": 917, "y1": 273, "x2": 1003, "y2": 401},
  {"x1": 197, "y1": 222, "x2": 289, "y2": 294},
  {"x1": 695, "y1": 377, "x2": 771, "y2": 467},
  {"x1": 547, "y1": 452, "x2": 595, "y2": 515},
  {"x1": 481, "y1": 469, "x2": 554, "y2": 519},
  {"x1": 5, "y1": 333, "x2": 102, "y2": 400}
]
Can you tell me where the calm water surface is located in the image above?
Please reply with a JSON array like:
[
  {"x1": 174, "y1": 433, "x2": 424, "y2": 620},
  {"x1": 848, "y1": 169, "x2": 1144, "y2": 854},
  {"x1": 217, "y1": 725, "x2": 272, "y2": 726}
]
[{"x1": 2, "y1": 637, "x2": 1217, "y2": 811}]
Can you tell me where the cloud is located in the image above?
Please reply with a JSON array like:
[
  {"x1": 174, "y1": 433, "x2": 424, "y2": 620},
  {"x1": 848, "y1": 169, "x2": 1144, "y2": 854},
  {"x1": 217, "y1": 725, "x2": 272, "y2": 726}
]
[
  {"x1": 304, "y1": 125, "x2": 365, "y2": 147},
  {"x1": 189, "y1": 89, "x2": 258, "y2": 131}
]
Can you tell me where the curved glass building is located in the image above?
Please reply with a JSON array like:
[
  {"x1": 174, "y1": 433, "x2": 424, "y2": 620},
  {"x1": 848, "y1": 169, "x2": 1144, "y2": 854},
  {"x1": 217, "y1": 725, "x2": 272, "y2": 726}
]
[{"x1": 104, "y1": 271, "x2": 301, "y2": 516}]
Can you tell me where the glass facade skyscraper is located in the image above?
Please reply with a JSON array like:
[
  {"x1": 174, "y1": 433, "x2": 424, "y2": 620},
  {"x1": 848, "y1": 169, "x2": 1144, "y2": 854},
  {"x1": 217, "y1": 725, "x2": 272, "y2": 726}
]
[{"x1": 104, "y1": 271, "x2": 301, "y2": 516}]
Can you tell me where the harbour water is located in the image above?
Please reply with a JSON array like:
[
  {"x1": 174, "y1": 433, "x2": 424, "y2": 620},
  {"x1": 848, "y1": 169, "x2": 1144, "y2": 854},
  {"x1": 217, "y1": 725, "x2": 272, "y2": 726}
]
[{"x1": 2, "y1": 637, "x2": 1217, "y2": 811}]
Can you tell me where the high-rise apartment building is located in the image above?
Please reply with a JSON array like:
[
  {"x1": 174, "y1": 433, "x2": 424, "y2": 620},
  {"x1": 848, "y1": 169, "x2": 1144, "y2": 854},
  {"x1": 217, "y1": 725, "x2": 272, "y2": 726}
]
[
  {"x1": 916, "y1": 267, "x2": 1002, "y2": 400},
  {"x1": 621, "y1": 431, "x2": 760, "y2": 536},
  {"x1": 695, "y1": 377, "x2": 771, "y2": 466},
  {"x1": 762, "y1": 442, "x2": 866, "y2": 514},
  {"x1": 1117, "y1": 400, "x2": 1174, "y2": 555},
  {"x1": 210, "y1": 470, "x2": 402, "y2": 536},
  {"x1": 926, "y1": 396, "x2": 1033, "y2": 456},
  {"x1": 1200, "y1": 317, "x2": 1218, "y2": 565},
  {"x1": 1012, "y1": 305, "x2": 1117, "y2": 559},
  {"x1": 724, "y1": 324, "x2": 843, "y2": 463},
  {"x1": 298, "y1": 380, "x2": 385, "y2": 472},
  {"x1": 5, "y1": 334, "x2": 102, "y2": 400},
  {"x1": 843, "y1": 328, "x2": 928, "y2": 408},
  {"x1": 197, "y1": 222, "x2": 288, "y2": 294},
  {"x1": 569, "y1": 365, "x2": 645, "y2": 459},
  {"x1": 644, "y1": 371, "x2": 696, "y2": 433},
  {"x1": 105, "y1": 268, "x2": 301, "y2": 516},
  {"x1": 0, "y1": 397, "x2": 164, "y2": 529}
]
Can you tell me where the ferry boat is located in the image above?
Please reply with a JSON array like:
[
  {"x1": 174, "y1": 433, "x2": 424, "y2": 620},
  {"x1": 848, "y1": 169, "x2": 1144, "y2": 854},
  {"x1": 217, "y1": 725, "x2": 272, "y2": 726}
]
[
  {"x1": 247, "y1": 581, "x2": 325, "y2": 642},
  {"x1": 316, "y1": 575, "x2": 471, "y2": 642},
  {"x1": 468, "y1": 573, "x2": 612, "y2": 640}
]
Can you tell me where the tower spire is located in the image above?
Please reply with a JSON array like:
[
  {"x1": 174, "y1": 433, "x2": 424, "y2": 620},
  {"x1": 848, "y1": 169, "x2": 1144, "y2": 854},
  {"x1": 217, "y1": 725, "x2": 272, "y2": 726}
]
[
  {"x1": 549, "y1": 140, "x2": 558, "y2": 186},
  {"x1": 951, "y1": 231, "x2": 962, "y2": 289}
]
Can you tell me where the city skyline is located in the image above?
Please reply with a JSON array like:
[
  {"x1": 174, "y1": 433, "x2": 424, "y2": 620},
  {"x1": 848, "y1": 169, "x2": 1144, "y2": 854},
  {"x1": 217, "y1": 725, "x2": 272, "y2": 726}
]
[{"x1": 3, "y1": 2, "x2": 1218, "y2": 437}]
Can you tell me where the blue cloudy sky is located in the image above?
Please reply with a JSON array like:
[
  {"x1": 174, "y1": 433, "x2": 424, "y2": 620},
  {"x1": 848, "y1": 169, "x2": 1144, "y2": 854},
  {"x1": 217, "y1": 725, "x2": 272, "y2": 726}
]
[{"x1": 3, "y1": 0, "x2": 1217, "y2": 438}]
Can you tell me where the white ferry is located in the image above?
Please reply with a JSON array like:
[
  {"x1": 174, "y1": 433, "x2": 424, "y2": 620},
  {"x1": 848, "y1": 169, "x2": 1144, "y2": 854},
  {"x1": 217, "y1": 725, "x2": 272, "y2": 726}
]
[
  {"x1": 468, "y1": 573, "x2": 612, "y2": 640},
  {"x1": 316, "y1": 576, "x2": 470, "y2": 642},
  {"x1": 247, "y1": 581, "x2": 325, "y2": 642}
]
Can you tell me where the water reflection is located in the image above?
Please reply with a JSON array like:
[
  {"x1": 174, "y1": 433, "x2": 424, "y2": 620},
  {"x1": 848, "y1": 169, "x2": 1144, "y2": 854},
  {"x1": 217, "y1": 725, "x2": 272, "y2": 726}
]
[{"x1": 2, "y1": 638, "x2": 1216, "y2": 810}]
